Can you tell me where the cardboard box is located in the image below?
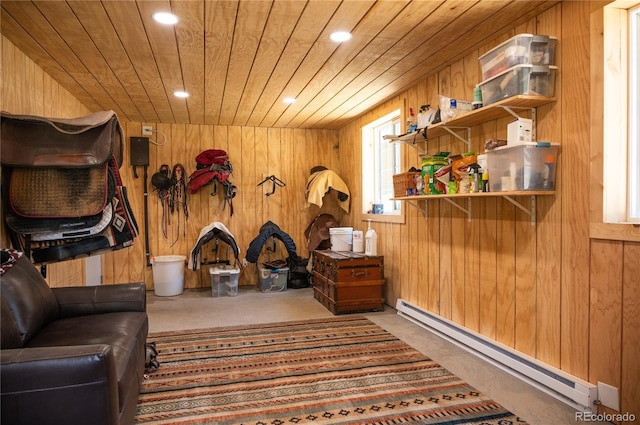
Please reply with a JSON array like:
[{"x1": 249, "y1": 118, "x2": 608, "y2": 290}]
[{"x1": 507, "y1": 118, "x2": 533, "y2": 146}]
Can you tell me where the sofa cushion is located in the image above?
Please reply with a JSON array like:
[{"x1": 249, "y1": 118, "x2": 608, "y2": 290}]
[
  {"x1": 27, "y1": 311, "x2": 148, "y2": 413},
  {"x1": 1, "y1": 295, "x2": 22, "y2": 349},
  {"x1": 0, "y1": 251, "x2": 59, "y2": 347}
]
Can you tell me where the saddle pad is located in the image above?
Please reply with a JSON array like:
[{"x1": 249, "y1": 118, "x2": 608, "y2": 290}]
[
  {"x1": 9, "y1": 165, "x2": 108, "y2": 218},
  {"x1": 0, "y1": 110, "x2": 123, "y2": 167},
  {"x1": 7, "y1": 204, "x2": 113, "y2": 242},
  {"x1": 5, "y1": 207, "x2": 104, "y2": 235}
]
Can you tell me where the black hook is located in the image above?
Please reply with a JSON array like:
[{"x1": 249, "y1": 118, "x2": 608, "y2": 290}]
[{"x1": 257, "y1": 175, "x2": 286, "y2": 196}]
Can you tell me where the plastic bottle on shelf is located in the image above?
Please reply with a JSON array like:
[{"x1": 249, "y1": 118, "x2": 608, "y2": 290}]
[
  {"x1": 473, "y1": 85, "x2": 483, "y2": 109},
  {"x1": 469, "y1": 163, "x2": 481, "y2": 192},
  {"x1": 509, "y1": 162, "x2": 518, "y2": 191},
  {"x1": 365, "y1": 220, "x2": 378, "y2": 256},
  {"x1": 481, "y1": 169, "x2": 489, "y2": 192},
  {"x1": 542, "y1": 154, "x2": 555, "y2": 190},
  {"x1": 406, "y1": 107, "x2": 417, "y2": 133}
]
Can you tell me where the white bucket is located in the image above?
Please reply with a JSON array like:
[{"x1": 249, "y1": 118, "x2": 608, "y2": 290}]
[
  {"x1": 329, "y1": 227, "x2": 353, "y2": 251},
  {"x1": 151, "y1": 255, "x2": 186, "y2": 296}
]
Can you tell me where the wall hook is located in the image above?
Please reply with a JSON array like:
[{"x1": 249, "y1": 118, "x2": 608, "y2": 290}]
[{"x1": 257, "y1": 175, "x2": 286, "y2": 196}]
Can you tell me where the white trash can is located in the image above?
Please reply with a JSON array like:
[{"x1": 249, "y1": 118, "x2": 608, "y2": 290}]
[{"x1": 151, "y1": 255, "x2": 186, "y2": 296}]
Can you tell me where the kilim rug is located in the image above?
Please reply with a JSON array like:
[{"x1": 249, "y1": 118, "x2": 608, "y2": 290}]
[{"x1": 135, "y1": 316, "x2": 528, "y2": 425}]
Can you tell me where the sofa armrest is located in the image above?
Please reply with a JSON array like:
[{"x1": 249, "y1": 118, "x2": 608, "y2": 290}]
[
  {"x1": 52, "y1": 282, "x2": 146, "y2": 318},
  {"x1": 1, "y1": 345, "x2": 120, "y2": 425}
]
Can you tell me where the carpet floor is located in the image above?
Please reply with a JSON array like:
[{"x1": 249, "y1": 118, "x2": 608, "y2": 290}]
[{"x1": 135, "y1": 316, "x2": 527, "y2": 425}]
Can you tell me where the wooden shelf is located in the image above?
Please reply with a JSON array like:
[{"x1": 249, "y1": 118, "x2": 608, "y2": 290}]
[
  {"x1": 392, "y1": 191, "x2": 555, "y2": 225},
  {"x1": 389, "y1": 95, "x2": 558, "y2": 225},
  {"x1": 387, "y1": 131, "x2": 428, "y2": 154},
  {"x1": 391, "y1": 190, "x2": 555, "y2": 201},
  {"x1": 388, "y1": 95, "x2": 556, "y2": 148}
]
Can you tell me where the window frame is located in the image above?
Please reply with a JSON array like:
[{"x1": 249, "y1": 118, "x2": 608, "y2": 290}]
[
  {"x1": 590, "y1": 0, "x2": 640, "y2": 241},
  {"x1": 361, "y1": 108, "x2": 406, "y2": 224},
  {"x1": 628, "y1": 4, "x2": 640, "y2": 221}
]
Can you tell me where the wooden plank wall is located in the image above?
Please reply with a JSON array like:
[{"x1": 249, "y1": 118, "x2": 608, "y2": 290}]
[
  {"x1": 107, "y1": 122, "x2": 342, "y2": 289},
  {"x1": 2, "y1": 0, "x2": 638, "y2": 416},
  {"x1": 0, "y1": 35, "x2": 344, "y2": 290},
  {"x1": 338, "y1": 2, "x2": 639, "y2": 418},
  {"x1": 0, "y1": 36, "x2": 91, "y2": 285}
]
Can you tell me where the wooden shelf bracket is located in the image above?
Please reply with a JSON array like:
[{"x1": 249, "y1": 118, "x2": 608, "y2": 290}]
[
  {"x1": 434, "y1": 126, "x2": 471, "y2": 148},
  {"x1": 502, "y1": 195, "x2": 537, "y2": 226},
  {"x1": 499, "y1": 105, "x2": 538, "y2": 141},
  {"x1": 387, "y1": 131, "x2": 427, "y2": 155},
  {"x1": 442, "y1": 197, "x2": 472, "y2": 222},
  {"x1": 405, "y1": 198, "x2": 428, "y2": 220}
]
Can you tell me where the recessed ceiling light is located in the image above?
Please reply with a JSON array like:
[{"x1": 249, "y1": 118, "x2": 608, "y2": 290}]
[
  {"x1": 282, "y1": 97, "x2": 296, "y2": 104},
  {"x1": 329, "y1": 31, "x2": 352, "y2": 42},
  {"x1": 174, "y1": 91, "x2": 189, "y2": 98},
  {"x1": 153, "y1": 12, "x2": 178, "y2": 25}
]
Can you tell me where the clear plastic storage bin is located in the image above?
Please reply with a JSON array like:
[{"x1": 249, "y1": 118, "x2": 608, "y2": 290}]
[
  {"x1": 257, "y1": 264, "x2": 288, "y2": 292},
  {"x1": 479, "y1": 64, "x2": 557, "y2": 106},
  {"x1": 486, "y1": 144, "x2": 559, "y2": 192},
  {"x1": 210, "y1": 265, "x2": 239, "y2": 297},
  {"x1": 479, "y1": 34, "x2": 557, "y2": 80}
]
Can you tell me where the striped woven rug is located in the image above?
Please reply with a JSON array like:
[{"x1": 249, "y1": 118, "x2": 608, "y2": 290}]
[{"x1": 135, "y1": 316, "x2": 527, "y2": 425}]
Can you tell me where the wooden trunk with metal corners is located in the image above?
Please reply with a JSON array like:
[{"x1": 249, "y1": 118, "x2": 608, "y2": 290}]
[{"x1": 312, "y1": 250, "x2": 384, "y2": 314}]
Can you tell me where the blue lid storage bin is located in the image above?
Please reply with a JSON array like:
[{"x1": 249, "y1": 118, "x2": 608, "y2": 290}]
[
  {"x1": 258, "y1": 264, "x2": 288, "y2": 292},
  {"x1": 486, "y1": 144, "x2": 559, "y2": 192},
  {"x1": 479, "y1": 64, "x2": 557, "y2": 106}
]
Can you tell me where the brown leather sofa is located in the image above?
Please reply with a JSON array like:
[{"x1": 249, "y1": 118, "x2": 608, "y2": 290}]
[{"x1": 1, "y1": 249, "x2": 148, "y2": 425}]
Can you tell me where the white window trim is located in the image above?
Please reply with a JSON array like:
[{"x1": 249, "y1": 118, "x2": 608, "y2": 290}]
[
  {"x1": 361, "y1": 109, "x2": 405, "y2": 224},
  {"x1": 628, "y1": 4, "x2": 640, "y2": 220},
  {"x1": 602, "y1": 1, "x2": 640, "y2": 224},
  {"x1": 591, "y1": 1, "x2": 640, "y2": 242}
]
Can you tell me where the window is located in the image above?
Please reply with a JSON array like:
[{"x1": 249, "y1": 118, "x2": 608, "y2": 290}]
[
  {"x1": 602, "y1": 1, "x2": 640, "y2": 224},
  {"x1": 362, "y1": 109, "x2": 403, "y2": 222},
  {"x1": 629, "y1": 4, "x2": 640, "y2": 220}
]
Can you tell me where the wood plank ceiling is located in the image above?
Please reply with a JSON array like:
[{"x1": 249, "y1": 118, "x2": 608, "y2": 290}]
[{"x1": 1, "y1": 0, "x2": 560, "y2": 129}]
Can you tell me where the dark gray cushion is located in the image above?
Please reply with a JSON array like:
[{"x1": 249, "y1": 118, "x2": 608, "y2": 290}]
[
  {"x1": 1, "y1": 295, "x2": 22, "y2": 349},
  {"x1": 27, "y1": 311, "x2": 148, "y2": 413},
  {"x1": 0, "y1": 255, "x2": 59, "y2": 346}
]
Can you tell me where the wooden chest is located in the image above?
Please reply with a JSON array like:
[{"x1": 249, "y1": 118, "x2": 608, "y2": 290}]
[{"x1": 312, "y1": 250, "x2": 384, "y2": 314}]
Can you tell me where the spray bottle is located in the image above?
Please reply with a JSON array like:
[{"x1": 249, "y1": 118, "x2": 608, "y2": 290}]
[
  {"x1": 406, "y1": 108, "x2": 417, "y2": 133},
  {"x1": 468, "y1": 163, "x2": 481, "y2": 193},
  {"x1": 365, "y1": 219, "x2": 378, "y2": 256}
]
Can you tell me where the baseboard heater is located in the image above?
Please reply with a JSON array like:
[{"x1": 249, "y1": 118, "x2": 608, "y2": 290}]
[{"x1": 395, "y1": 299, "x2": 597, "y2": 412}]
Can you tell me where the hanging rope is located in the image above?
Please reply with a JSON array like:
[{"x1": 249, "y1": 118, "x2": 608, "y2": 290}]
[
  {"x1": 151, "y1": 164, "x2": 171, "y2": 239},
  {"x1": 169, "y1": 164, "x2": 188, "y2": 247}
]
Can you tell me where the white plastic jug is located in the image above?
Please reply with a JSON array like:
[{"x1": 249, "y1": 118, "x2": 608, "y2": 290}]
[{"x1": 365, "y1": 220, "x2": 377, "y2": 256}]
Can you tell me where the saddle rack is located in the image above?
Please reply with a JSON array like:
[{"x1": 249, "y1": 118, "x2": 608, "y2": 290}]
[{"x1": 257, "y1": 175, "x2": 286, "y2": 196}]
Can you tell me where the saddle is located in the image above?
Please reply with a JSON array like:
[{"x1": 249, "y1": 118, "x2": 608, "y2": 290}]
[
  {"x1": 187, "y1": 149, "x2": 237, "y2": 216},
  {"x1": 1, "y1": 111, "x2": 138, "y2": 265}
]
